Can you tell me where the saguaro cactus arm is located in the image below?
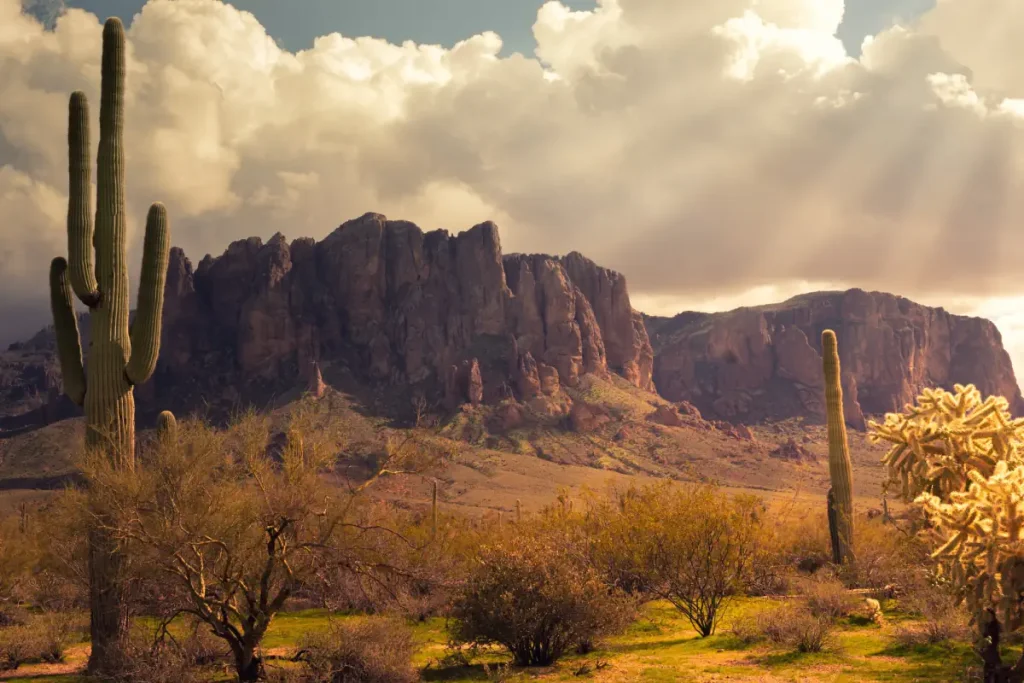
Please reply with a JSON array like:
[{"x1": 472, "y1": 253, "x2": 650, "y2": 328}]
[
  {"x1": 49, "y1": 258, "x2": 86, "y2": 406},
  {"x1": 67, "y1": 92, "x2": 99, "y2": 307},
  {"x1": 125, "y1": 203, "x2": 170, "y2": 385}
]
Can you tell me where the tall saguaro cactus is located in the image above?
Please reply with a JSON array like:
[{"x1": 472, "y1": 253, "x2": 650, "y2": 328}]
[
  {"x1": 49, "y1": 17, "x2": 171, "y2": 674},
  {"x1": 822, "y1": 330, "x2": 855, "y2": 565}
]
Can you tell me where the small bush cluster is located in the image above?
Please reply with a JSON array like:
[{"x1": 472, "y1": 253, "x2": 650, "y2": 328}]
[
  {"x1": 0, "y1": 611, "x2": 82, "y2": 671},
  {"x1": 297, "y1": 617, "x2": 418, "y2": 683},
  {"x1": 754, "y1": 604, "x2": 834, "y2": 653},
  {"x1": 450, "y1": 524, "x2": 636, "y2": 666},
  {"x1": 799, "y1": 573, "x2": 858, "y2": 621},
  {"x1": 892, "y1": 576, "x2": 970, "y2": 646}
]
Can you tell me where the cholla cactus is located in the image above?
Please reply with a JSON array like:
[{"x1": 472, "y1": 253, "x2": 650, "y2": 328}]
[
  {"x1": 916, "y1": 462, "x2": 1024, "y2": 632},
  {"x1": 869, "y1": 384, "x2": 1024, "y2": 678},
  {"x1": 868, "y1": 384, "x2": 1024, "y2": 502},
  {"x1": 864, "y1": 597, "x2": 884, "y2": 625}
]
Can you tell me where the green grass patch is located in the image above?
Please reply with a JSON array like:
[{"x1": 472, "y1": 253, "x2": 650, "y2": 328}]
[{"x1": 2, "y1": 598, "x2": 990, "y2": 682}]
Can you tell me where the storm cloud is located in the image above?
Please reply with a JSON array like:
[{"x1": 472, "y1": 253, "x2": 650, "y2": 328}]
[{"x1": 2, "y1": 0, "x2": 1024, "y2": 372}]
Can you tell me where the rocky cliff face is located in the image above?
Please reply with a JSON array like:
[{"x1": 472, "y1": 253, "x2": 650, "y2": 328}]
[
  {"x1": 0, "y1": 213, "x2": 654, "y2": 432},
  {"x1": 645, "y1": 289, "x2": 1024, "y2": 429},
  {"x1": 4, "y1": 221, "x2": 1020, "y2": 438}
]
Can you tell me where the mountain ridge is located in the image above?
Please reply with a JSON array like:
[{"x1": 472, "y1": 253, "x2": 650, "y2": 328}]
[
  {"x1": 645, "y1": 287, "x2": 1024, "y2": 428},
  {"x1": 1, "y1": 215, "x2": 1021, "y2": 443}
]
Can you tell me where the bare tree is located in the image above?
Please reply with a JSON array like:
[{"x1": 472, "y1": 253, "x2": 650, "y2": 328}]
[{"x1": 80, "y1": 401, "x2": 431, "y2": 681}]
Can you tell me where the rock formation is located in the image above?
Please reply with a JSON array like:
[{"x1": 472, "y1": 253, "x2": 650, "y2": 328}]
[
  {"x1": 645, "y1": 289, "x2": 1024, "y2": 429},
  {"x1": 0, "y1": 213, "x2": 655, "y2": 430},
  {"x1": 3, "y1": 222, "x2": 1022, "y2": 438}
]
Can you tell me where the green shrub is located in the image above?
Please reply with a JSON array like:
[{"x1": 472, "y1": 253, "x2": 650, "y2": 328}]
[{"x1": 450, "y1": 528, "x2": 635, "y2": 666}]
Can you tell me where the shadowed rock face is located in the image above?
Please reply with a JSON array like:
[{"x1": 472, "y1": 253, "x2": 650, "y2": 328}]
[
  {"x1": 0, "y1": 213, "x2": 655, "y2": 431},
  {"x1": 645, "y1": 289, "x2": 1024, "y2": 429}
]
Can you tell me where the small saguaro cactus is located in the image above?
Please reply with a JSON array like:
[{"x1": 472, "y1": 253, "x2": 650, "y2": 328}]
[
  {"x1": 516, "y1": 498, "x2": 522, "y2": 523},
  {"x1": 156, "y1": 410, "x2": 177, "y2": 444},
  {"x1": 48, "y1": 17, "x2": 171, "y2": 674},
  {"x1": 822, "y1": 329, "x2": 855, "y2": 565}
]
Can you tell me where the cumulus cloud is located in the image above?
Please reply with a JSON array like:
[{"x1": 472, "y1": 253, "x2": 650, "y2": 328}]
[{"x1": 3, "y1": 0, "x2": 1024, "y2": 373}]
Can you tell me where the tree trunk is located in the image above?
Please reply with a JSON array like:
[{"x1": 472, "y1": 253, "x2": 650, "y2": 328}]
[
  {"x1": 86, "y1": 527, "x2": 130, "y2": 675},
  {"x1": 235, "y1": 646, "x2": 264, "y2": 682}
]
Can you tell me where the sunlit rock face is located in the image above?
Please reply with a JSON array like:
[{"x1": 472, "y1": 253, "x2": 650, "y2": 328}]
[{"x1": 646, "y1": 289, "x2": 1024, "y2": 429}]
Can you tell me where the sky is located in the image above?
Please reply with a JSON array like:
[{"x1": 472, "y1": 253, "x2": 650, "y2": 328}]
[
  {"x1": 5, "y1": 0, "x2": 1024, "y2": 382},
  {"x1": 30, "y1": 0, "x2": 937, "y2": 57}
]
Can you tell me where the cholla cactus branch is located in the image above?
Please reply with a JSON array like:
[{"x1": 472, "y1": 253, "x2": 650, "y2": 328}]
[
  {"x1": 869, "y1": 384, "x2": 1024, "y2": 502},
  {"x1": 917, "y1": 462, "x2": 1024, "y2": 632}
]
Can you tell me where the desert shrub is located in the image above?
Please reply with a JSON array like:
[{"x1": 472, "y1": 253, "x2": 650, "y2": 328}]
[
  {"x1": 450, "y1": 526, "x2": 635, "y2": 666},
  {"x1": 168, "y1": 618, "x2": 231, "y2": 667},
  {"x1": 643, "y1": 487, "x2": 766, "y2": 636},
  {"x1": 36, "y1": 611, "x2": 79, "y2": 663},
  {"x1": 0, "y1": 607, "x2": 28, "y2": 628},
  {"x1": 108, "y1": 638, "x2": 206, "y2": 683},
  {"x1": 729, "y1": 617, "x2": 765, "y2": 645},
  {"x1": 0, "y1": 624, "x2": 41, "y2": 670},
  {"x1": 844, "y1": 517, "x2": 930, "y2": 592},
  {"x1": 893, "y1": 619, "x2": 968, "y2": 648},
  {"x1": 893, "y1": 577, "x2": 970, "y2": 646},
  {"x1": 756, "y1": 604, "x2": 835, "y2": 652},
  {"x1": 798, "y1": 573, "x2": 857, "y2": 621},
  {"x1": 0, "y1": 514, "x2": 41, "y2": 607},
  {"x1": 482, "y1": 661, "x2": 514, "y2": 681},
  {"x1": 788, "y1": 611, "x2": 834, "y2": 652},
  {"x1": 0, "y1": 612, "x2": 82, "y2": 670},
  {"x1": 744, "y1": 540, "x2": 793, "y2": 598},
  {"x1": 297, "y1": 617, "x2": 418, "y2": 683},
  {"x1": 29, "y1": 495, "x2": 90, "y2": 613},
  {"x1": 578, "y1": 482, "x2": 769, "y2": 636},
  {"x1": 32, "y1": 570, "x2": 86, "y2": 612},
  {"x1": 100, "y1": 620, "x2": 230, "y2": 683},
  {"x1": 768, "y1": 502, "x2": 832, "y2": 575},
  {"x1": 579, "y1": 485, "x2": 659, "y2": 596},
  {"x1": 756, "y1": 604, "x2": 798, "y2": 644},
  {"x1": 308, "y1": 509, "x2": 480, "y2": 622}
]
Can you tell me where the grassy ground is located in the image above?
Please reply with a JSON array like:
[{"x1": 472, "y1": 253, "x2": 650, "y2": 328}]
[{"x1": 1, "y1": 598, "x2": 982, "y2": 682}]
